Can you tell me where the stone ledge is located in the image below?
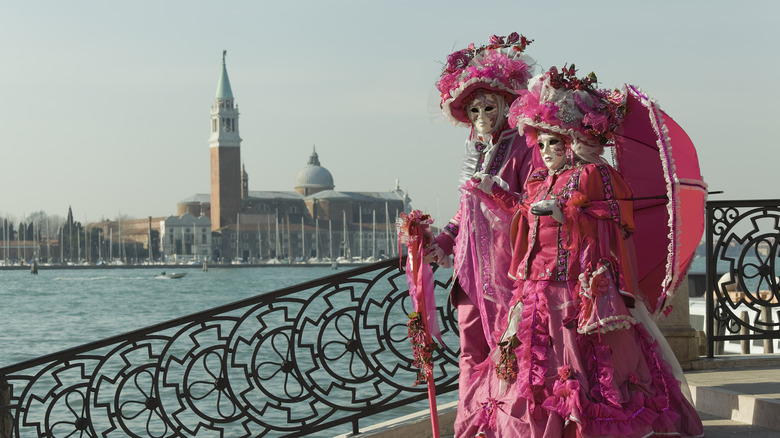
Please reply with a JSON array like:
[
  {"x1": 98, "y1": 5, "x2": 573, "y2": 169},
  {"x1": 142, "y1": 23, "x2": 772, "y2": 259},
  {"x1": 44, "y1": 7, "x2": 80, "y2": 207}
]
[
  {"x1": 690, "y1": 385, "x2": 780, "y2": 431},
  {"x1": 690, "y1": 355, "x2": 780, "y2": 371},
  {"x1": 332, "y1": 401, "x2": 457, "y2": 438}
]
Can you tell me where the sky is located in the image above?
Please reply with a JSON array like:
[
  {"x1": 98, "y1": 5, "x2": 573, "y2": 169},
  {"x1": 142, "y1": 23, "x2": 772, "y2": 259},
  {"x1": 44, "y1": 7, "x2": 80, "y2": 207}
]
[{"x1": 1, "y1": 0, "x2": 778, "y2": 227}]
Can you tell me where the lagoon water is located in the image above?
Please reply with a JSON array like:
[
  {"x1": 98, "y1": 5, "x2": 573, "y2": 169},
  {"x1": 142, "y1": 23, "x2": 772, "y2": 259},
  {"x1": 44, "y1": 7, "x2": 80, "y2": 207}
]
[{"x1": 0, "y1": 266, "x2": 342, "y2": 368}]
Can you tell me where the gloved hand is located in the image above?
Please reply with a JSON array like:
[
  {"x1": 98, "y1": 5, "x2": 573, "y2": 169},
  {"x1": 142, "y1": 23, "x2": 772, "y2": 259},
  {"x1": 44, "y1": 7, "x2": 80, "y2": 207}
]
[
  {"x1": 472, "y1": 172, "x2": 494, "y2": 194},
  {"x1": 422, "y1": 243, "x2": 454, "y2": 268},
  {"x1": 530, "y1": 199, "x2": 563, "y2": 223}
]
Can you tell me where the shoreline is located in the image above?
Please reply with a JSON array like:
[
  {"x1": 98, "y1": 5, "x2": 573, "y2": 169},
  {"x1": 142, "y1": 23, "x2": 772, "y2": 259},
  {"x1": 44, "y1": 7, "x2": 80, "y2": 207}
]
[{"x1": 0, "y1": 262, "x2": 372, "y2": 271}]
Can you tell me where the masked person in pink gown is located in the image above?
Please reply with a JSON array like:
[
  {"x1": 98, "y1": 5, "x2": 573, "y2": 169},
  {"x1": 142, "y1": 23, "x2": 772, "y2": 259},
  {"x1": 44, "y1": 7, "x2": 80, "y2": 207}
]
[
  {"x1": 454, "y1": 66, "x2": 704, "y2": 438},
  {"x1": 426, "y1": 33, "x2": 539, "y2": 421}
]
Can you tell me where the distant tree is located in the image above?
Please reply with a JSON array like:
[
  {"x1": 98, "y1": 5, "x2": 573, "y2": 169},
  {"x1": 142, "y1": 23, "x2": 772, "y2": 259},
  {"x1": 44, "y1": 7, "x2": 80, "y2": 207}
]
[
  {"x1": 89, "y1": 227, "x2": 102, "y2": 263},
  {"x1": 150, "y1": 230, "x2": 161, "y2": 261},
  {"x1": 1, "y1": 217, "x2": 17, "y2": 241}
]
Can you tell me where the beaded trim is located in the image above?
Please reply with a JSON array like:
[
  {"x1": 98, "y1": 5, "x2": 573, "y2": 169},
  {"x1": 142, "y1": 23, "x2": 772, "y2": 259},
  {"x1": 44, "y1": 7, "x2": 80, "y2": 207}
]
[
  {"x1": 475, "y1": 136, "x2": 512, "y2": 176},
  {"x1": 593, "y1": 164, "x2": 632, "y2": 239},
  {"x1": 442, "y1": 221, "x2": 460, "y2": 238},
  {"x1": 553, "y1": 167, "x2": 583, "y2": 281}
]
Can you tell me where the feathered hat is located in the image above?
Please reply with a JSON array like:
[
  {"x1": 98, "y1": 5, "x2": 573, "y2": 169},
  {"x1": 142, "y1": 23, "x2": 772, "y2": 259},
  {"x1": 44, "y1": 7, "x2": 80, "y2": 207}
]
[
  {"x1": 509, "y1": 65, "x2": 626, "y2": 149},
  {"x1": 436, "y1": 33, "x2": 535, "y2": 127}
]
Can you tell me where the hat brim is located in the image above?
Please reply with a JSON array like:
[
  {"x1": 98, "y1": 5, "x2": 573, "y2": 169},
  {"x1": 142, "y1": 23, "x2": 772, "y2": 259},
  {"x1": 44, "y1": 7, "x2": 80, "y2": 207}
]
[{"x1": 441, "y1": 79, "x2": 518, "y2": 127}]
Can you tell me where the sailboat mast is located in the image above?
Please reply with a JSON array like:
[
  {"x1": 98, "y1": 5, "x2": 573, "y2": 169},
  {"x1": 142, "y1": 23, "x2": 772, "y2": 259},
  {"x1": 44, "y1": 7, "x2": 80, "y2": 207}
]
[
  {"x1": 301, "y1": 216, "x2": 305, "y2": 262},
  {"x1": 286, "y1": 214, "x2": 292, "y2": 261},
  {"x1": 385, "y1": 202, "x2": 390, "y2": 259},
  {"x1": 342, "y1": 210, "x2": 349, "y2": 260},
  {"x1": 118, "y1": 216, "x2": 123, "y2": 264},
  {"x1": 274, "y1": 209, "x2": 280, "y2": 260},
  {"x1": 148, "y1": 216, "x2": 153, "y2": 264}
]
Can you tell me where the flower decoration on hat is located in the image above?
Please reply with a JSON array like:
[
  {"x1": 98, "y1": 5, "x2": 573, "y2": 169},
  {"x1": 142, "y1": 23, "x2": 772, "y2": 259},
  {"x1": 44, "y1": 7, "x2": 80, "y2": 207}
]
[
  {"x1": 509, "y1": 65, "x2": 627, "y2": 149},
  {"x1": 436, "y1": 32, "x2": 535, "y2": 127}
]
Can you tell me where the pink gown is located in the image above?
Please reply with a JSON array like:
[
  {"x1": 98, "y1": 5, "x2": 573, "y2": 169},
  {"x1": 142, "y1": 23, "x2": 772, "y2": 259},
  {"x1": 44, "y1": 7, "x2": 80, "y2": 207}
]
[
  {"x1": 435, "y1": 127, "x2": 534, "y2": 417},
  {"x1": 454, "y1": 163, "x2": 704, "y2": 438}
]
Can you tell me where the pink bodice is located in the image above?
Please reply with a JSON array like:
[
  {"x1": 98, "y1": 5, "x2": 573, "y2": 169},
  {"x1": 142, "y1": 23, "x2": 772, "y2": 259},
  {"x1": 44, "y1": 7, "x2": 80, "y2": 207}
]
[{"x1": 485, "y1": 163, "x2": 638, "y2": 297}]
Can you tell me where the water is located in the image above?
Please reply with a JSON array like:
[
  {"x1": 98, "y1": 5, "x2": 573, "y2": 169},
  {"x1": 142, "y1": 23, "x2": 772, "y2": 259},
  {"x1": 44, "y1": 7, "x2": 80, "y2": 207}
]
[{"x1": 0, "y1": 266, "x2": 339, "y2": 368}]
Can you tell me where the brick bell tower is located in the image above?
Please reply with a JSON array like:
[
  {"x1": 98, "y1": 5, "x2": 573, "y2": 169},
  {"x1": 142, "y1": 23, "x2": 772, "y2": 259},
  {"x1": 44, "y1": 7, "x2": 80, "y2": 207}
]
[{"x1": 209, "y1": 50, "x2": 242, "y2": 231}]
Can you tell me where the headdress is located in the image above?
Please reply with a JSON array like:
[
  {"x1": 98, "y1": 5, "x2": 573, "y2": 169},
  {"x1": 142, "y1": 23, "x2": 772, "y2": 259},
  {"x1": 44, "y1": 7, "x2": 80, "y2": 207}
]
[
  {"x1": 509, "y1": 65, "x2": 626, "y2": 149},
  {"x1": 436, "y1": 33, "x2": 535, "y2": 127}
]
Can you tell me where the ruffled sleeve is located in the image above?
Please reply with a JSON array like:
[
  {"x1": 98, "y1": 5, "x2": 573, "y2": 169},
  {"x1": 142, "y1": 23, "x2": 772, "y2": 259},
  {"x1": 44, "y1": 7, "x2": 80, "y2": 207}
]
[
  {"x1": 574, "y1": 164, "x2": 639, "y2": 334},
  {"x1": 578, "y1": 164, "x2": 635, "y2": 239}
]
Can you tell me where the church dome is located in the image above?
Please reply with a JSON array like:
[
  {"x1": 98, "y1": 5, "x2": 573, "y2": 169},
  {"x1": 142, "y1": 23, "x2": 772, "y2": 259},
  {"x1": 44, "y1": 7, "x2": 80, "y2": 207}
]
[{"x1": 295, "y1": 147, "x2": 334, "y2": 195}]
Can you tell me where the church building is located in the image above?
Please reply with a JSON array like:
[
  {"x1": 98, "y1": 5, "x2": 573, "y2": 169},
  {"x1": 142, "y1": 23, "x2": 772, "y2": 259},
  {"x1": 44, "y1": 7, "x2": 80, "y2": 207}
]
[{"x1": 167, "y1": 52, "x2": 412, "y2": 263}]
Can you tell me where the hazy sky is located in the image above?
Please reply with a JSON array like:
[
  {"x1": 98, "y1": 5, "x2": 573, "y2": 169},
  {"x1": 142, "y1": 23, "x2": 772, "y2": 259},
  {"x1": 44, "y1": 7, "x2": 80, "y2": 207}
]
[{"x1": 2, "y1": 1, "x2": 777, "y2": 226}]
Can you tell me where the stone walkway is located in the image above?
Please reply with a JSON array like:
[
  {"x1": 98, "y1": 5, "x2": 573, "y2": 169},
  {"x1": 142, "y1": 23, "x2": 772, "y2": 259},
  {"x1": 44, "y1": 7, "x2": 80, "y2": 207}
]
[{"x1": 341, "y1": 356, "x2": 780, "y2": 437}]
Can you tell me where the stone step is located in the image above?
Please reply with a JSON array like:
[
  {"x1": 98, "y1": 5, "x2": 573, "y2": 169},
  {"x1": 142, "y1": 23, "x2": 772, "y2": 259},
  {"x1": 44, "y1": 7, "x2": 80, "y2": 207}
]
[{"x1": 686, "y1": 363, "x2": 780, "y2": 432}]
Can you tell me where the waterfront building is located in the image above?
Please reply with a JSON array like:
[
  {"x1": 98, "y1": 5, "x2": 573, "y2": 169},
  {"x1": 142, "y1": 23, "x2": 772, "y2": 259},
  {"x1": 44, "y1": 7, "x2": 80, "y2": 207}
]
[{"x1": 159, "y1": 213, "x2": 211, "y2": 263}]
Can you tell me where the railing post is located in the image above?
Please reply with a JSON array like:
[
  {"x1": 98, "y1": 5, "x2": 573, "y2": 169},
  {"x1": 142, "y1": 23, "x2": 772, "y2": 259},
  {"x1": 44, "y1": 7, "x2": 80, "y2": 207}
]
[
  {"x1": 763, "y1": 307, "x2": 775, "y2": 353},
  {"x1": 0, "y1": 379, "x2": 10, "y2": 438},
  {"x1": 705, "y1": 202, "x2": 715, "y2": 358},
  {"x1": 740, "y1": 311, "x2": 751, "y2": 354}
]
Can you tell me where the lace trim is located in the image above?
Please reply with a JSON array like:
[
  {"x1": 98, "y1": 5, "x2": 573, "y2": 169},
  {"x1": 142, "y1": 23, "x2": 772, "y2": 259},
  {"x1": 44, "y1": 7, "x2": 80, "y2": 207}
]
[
  {"x1": 577, "y1": 315, "x2": 636, "y2": 335},
  {"x1": 626, "y1": 85, "x2": 682, "y2": 312}
]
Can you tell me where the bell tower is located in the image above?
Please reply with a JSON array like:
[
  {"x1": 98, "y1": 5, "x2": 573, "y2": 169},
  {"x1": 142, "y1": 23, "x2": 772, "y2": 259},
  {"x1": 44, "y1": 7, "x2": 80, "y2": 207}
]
[{"x1": 209, "y1": 50, "x2": 242, "y2": 230}]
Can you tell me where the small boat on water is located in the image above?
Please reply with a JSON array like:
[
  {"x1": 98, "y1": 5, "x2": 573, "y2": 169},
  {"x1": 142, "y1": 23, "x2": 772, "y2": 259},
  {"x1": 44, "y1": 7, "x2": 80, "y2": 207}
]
[{"x1": 155, "y1": 272, "x2": 187, "y2": 279}]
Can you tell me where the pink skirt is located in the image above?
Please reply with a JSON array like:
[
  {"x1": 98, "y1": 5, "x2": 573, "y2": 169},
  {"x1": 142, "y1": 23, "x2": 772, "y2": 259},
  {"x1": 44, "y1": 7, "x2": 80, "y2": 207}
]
[{"x1": 454, "y1": 280, "x2": 704, "y2": 438}]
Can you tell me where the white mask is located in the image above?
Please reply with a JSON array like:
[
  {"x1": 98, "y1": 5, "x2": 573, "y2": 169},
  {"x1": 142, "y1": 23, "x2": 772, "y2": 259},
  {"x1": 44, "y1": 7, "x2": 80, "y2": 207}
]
[
  {"x1": 538, "y1": 132, "x2": 566, "y2": 171},
  {"x1": 467, "y1": 93, "x2": 502, "y2": 135}
]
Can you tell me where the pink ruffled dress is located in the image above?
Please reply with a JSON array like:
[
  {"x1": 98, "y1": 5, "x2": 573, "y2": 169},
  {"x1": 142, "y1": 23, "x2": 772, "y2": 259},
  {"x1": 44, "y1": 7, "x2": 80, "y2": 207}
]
[{"x1": 454, "y1": 163, "x2": 704, "y2": 438}]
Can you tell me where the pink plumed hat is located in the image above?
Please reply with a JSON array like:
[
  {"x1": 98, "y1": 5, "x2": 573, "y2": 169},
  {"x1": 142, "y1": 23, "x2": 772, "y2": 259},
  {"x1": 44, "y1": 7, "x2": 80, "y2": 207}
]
[
  {"x1": 436, "y1": 33, "x2": 535, "y2": 127},
  {"x1": 509, "y1": 65, "x2": 626, "y2": 148}
]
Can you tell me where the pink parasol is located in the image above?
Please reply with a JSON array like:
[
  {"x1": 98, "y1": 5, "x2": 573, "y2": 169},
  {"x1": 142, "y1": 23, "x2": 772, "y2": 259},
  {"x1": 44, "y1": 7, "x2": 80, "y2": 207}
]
[{"x1": 613, "y1": 85, "x2": 708, "y2": 315}]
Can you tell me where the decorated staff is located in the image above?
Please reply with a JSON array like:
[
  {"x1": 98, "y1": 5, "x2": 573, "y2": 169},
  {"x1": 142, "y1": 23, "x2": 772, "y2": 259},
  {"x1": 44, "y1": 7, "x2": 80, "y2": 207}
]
[{"x1": 397, "y1": 209, "x2": 442, "y2": 437}]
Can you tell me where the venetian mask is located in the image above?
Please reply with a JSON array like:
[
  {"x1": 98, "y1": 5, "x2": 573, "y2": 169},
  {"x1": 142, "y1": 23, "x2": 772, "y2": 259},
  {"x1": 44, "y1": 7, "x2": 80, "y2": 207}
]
[
  {"x1": 467, "y1": 92, "x2": 502, "y2": 135},
  {"x1": 538, "y1": 132, "x2": 567, "y2": 171}
]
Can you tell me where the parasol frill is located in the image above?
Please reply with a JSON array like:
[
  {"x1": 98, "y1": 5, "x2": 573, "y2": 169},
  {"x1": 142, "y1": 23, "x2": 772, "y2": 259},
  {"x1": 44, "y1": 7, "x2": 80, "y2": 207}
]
[{"x1": 613, "y1": 85, "x2": 708, "y2": 314}]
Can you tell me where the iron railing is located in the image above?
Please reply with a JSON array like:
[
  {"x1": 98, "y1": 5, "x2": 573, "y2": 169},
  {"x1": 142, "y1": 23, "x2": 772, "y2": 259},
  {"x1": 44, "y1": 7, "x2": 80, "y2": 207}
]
[
  {"x1": 706, "y1": 199, "x2": 780, "y2": 357},
  {"x1": 0, "y1": 258, "x2": 459, "y2": 437}
]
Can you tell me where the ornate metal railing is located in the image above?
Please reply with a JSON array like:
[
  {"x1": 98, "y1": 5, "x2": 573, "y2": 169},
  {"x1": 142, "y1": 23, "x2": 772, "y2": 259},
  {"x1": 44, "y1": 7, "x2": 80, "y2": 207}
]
[
  {"x1": 0, "y1": 258, "x2": 459, "y2": 437},
  {"x1": 706, "y1": 199, "x2": 780, "y2": 357}
]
